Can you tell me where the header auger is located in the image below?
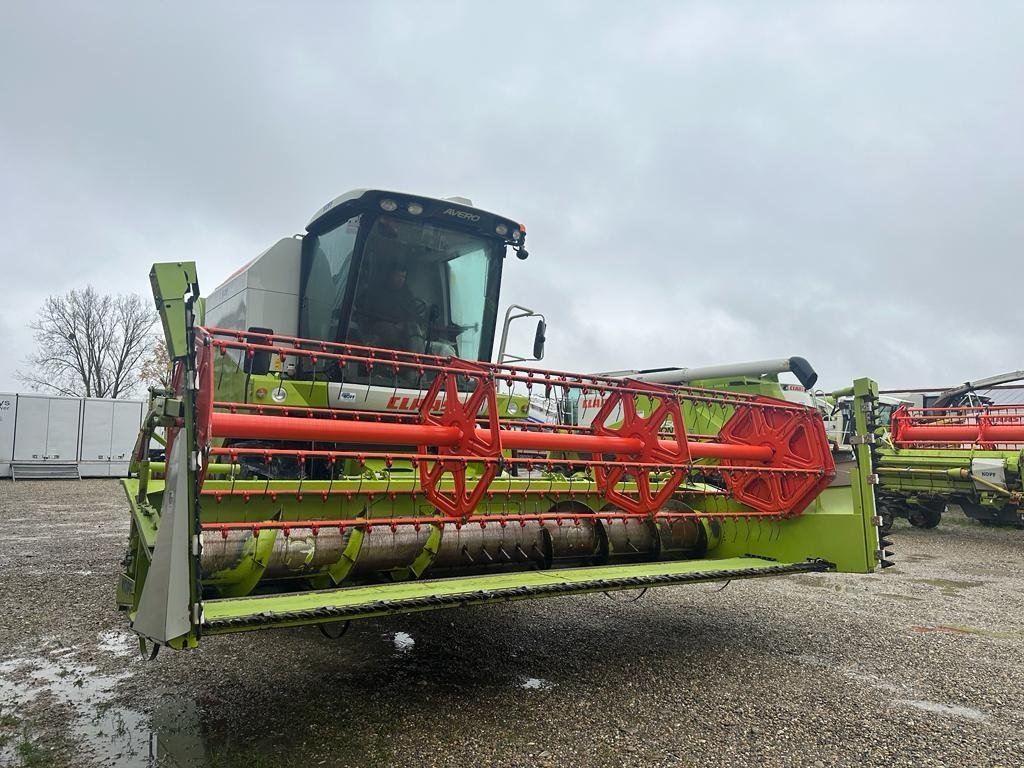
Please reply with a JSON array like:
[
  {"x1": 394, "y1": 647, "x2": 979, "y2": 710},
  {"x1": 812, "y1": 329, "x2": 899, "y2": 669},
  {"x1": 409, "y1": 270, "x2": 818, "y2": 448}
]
[{"x1": 118, "y1": 190, "x2": 882, "y2": 653}]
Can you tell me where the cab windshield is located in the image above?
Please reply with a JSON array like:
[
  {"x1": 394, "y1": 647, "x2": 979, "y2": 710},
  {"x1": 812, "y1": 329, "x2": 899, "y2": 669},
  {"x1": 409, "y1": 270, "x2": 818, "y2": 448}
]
[
  {"x1": 876, "y1": 403, "x2": 898, "y2": 426},
  {"x1": 300, "y1": 213, "x2": 504, "y2": 368}
]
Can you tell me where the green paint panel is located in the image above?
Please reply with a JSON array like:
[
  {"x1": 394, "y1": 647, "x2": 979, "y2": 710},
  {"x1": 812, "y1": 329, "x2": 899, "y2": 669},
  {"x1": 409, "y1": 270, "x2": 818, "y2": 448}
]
[
  {"x1": 875, "y1": 445, "x2": 1023, "y2": 505},
  {"x1": 712, "y1": 485, "x2": 874, "y2": 573},
  {"x1": 201, "y1": 556, "x2": 824, "y2": 633},
  {"x1": 150, "y1": 262, "x2": 198, "y2": 360}
]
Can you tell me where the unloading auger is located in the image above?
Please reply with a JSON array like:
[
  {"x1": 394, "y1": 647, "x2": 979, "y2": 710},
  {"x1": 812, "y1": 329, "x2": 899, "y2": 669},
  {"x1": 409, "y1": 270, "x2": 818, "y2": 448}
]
[{"x1": 117, "y1": 190, "x2": 884, "y2": 653}]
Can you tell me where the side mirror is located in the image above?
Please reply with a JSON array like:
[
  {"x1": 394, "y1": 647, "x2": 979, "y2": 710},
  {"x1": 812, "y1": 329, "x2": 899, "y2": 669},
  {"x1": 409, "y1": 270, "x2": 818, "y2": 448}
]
[
  {"x1": 532, "y1": 319, "x2": 546, "y2": 360},
  {"x1": 243, "y1": 327, "x2": 274, "y2": 375},
  {"x1": 496, "y1": 305, "x2": 547, "y2": 365}
]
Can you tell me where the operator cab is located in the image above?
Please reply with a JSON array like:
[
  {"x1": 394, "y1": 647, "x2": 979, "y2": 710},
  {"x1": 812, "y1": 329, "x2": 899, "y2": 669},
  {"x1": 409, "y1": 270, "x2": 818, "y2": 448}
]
[{"x1": 298, "y1": 190, "x2": 527, "y2": 381}]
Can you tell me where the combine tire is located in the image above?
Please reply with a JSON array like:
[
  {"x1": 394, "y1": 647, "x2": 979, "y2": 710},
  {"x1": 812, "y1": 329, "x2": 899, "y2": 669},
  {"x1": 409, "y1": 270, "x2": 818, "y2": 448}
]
[
  {"x1": 877, "y1": 505, "x2": 894, "y2": 534},
  {"x1": 907, "y1": 504, "x2": 942, "y2": 529},
  {"x1": 879, "y1": 512, "x2": 894, "y2": 534},
  {"x1": 960, "y1": 502, "x2": 1024, "y2": 527}
]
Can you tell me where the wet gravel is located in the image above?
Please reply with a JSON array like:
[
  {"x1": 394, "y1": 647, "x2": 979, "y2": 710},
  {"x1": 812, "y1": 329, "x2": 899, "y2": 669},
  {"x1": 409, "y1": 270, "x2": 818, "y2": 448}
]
[{"x1": 1, "y1": 479, "x2": 1023, "y2": 767}]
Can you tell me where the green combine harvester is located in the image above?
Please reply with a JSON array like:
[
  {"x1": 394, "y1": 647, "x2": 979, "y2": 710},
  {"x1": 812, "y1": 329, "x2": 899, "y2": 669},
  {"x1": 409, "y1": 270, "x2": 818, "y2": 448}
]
[
  {"x1": 872, "y1": 404, "x2": 1024, "y2": 531},
  {"x1": 118, "y1": 189, "x2": 887, "y2": 654}
]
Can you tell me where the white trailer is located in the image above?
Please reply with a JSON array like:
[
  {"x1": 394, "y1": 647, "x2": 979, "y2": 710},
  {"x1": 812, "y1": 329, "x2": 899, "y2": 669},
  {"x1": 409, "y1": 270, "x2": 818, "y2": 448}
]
[
  {"x1": 1, "y1": 394, "x2": 145, "y2": 480},
  {"x1": 12, "y1": 394, "x2": 83, "y2": 478},
  {"x1": 0, "y1": 393, "x2": 15, "y2": 478},
  {"x1": 78, "y1": 398, "x2": 146, "y2": 477}
]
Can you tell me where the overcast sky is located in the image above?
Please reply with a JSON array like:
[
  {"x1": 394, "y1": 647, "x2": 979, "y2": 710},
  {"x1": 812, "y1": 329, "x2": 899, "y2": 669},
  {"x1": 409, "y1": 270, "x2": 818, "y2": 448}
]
[{"x1": 1, "y1": 2, "x2": 1021, "y2": 394}]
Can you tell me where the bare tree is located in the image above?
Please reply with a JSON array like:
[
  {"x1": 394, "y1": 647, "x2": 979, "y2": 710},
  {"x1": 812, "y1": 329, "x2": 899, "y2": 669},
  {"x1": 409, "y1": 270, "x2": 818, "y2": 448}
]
[
  {"x1": 139, "y1": 337, "x2": 173, "y2": 391},
  {"x1": 17, "y1": 287, "x2": 158, "y2": 398}
]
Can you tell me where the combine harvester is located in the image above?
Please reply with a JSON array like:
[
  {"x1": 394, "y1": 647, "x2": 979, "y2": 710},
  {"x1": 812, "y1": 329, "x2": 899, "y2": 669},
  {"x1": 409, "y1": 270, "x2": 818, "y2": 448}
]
[
  {"x1": 118, "y1": 189, "x2": 886, "y2": 653},
  {"x1": 827, "y1": 371, "x2": 1024, "y2": 531},
  {"x1": 875, "y1": 402, "x2": 1024, "y2": 530}
]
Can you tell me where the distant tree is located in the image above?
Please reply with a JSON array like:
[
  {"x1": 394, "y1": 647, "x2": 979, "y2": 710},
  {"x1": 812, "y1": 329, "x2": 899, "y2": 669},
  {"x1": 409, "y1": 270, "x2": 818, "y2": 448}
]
[
  {"x1": 17, "y1": 287, "x2": 157, "y2": 398},
  {"x1": 139, "y1": 337, "x2": 174, "y2": 391}
]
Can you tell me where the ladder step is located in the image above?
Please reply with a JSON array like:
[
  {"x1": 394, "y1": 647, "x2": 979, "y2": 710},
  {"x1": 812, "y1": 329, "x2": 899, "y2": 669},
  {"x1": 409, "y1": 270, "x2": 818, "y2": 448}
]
[{"x1": 10, "y1": 462, "x2": 82, "y2": 481}]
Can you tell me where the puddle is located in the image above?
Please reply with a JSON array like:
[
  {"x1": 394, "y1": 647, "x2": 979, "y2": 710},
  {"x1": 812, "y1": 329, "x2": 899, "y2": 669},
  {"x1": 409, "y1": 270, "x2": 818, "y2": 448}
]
[
  {"x1": 793, "y1": 574, "x2": 855, "y2": 593},
  {"x1": 97, "y1": 630, "x2": 138, "y2": 659},
  {"x1": 0, "y1": 644, "x2": 206, "y2": 767},
  {"x1": 794, "y1": 654, "x2": 903, "y2": 695},
  {"x1": 910, "y1": 578, "x2": 985, "y2": 592},
  {"x1": 912, "y1": 624, "x2": 1023, "y2": 640},
  {"x1": 521, "y1": 677, "x2": 554, "y2": 690},
  {"x1": 794, "y1": 654, "x2": 993, "y2": 723},
  {"x1": 898, "y1": 699, "x2": 988, "y2": 722},
  {"x1": 877, "y1": 592, "x2": 924, "y2": 603},
  {"x1": 146, "y1": 695, "x2": 207, "y2": 767},
  {"x1": 390, "y1": 632, "x2": 415, "y2": 654},
  {"x1": 841, "y1": 668, "x2": 901, "y2": 694},
  {"x1": 0, "y1": 652, "x2": 147, "y2": 766}
]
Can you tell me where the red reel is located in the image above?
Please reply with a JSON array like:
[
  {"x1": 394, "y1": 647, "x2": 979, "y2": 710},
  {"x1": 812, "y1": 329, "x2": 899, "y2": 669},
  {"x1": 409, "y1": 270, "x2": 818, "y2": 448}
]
[
  {"x1": 417, "y1": 359, "x2": 502, "y2": 518},
  {"x1": 590, "y1": 382, "x2": 691, "y2": 515},
  {"x1": 716, "y1": 397, "x2": 834, "y2": 516}
]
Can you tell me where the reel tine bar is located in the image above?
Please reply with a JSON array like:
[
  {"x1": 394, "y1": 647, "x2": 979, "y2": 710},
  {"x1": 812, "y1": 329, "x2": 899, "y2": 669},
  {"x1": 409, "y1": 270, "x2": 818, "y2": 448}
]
[{"x1": 192, "y1": 327, "x2": 836, "y2": 517}]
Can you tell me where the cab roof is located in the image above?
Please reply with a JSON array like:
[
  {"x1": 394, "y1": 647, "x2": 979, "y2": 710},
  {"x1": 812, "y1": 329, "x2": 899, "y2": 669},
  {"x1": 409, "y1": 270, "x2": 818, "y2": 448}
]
[{"x1": 307, "y1": 189, "x2": 502, "y2": 231}]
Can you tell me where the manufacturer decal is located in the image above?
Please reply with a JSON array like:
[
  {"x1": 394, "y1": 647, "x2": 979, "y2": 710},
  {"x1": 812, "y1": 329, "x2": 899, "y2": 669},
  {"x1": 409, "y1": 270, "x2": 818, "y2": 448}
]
[
  {"x1": 387, "y1": 395, "x2": 432, "y2": 411},
  {"x1": 441, "y1": 207, "x2": 481, "y2": 222}
]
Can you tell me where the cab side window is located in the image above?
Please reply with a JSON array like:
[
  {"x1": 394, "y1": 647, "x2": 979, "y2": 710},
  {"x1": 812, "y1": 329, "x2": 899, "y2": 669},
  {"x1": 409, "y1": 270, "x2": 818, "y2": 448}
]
[{"x1": 301, "y1": 215, "x2": 361, "y2": 342}]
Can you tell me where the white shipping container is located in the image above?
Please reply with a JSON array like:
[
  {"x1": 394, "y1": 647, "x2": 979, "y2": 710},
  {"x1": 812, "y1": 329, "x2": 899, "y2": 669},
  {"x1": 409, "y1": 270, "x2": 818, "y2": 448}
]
[
  {"x1": 78, "y1": 398, "x2": 144, "y2": 477},
  {"x1": 2, "y1": 394, "x2": 145, "y2": 480},
  {"x1": 13, "y1": 395, "x2": 82, "y2": 462},
  {"x1": 0, "y1": 393, "x2": 15, "y2": 478},
  {"x1": 80, "y1": 399, "x2": 115, "y2": 465}
]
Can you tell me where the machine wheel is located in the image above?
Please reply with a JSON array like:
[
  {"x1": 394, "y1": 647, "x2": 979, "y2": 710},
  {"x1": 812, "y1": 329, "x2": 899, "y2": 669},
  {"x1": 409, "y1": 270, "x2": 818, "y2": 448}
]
[
  {"x1": 907, "y1": 503, "x2": 943, "y2": 529},
  {"x1": 875, "y1": 501, "x2": 895, "y2": 534},
  {"x1": 878, "y1": 510, "x2": 894, "y2": 535},
  {"x1": 960, "y1": 502, "x2": 1022, "y2": 527}
]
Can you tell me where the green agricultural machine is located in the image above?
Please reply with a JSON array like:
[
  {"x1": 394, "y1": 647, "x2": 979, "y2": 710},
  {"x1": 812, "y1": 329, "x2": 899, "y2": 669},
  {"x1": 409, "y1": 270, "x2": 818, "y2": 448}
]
[
  {"x1": 118, "y1": 189, "x2": 886, "y2": 653},
  {"x1": 872, "y1": 403, "x2": 1024, "y2": 531}
]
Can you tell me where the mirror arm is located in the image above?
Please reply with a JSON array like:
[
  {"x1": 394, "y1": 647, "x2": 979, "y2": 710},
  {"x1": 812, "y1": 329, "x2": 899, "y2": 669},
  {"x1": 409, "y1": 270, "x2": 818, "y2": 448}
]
[{"x1": 497, "y1": 304, "x2": 546, "y2": 365}]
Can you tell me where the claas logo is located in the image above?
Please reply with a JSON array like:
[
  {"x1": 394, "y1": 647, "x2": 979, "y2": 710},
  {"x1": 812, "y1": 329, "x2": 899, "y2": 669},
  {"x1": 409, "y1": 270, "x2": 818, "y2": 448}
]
[{"x1": 386, "y1": 394, "x2": 454, "y2": 411}]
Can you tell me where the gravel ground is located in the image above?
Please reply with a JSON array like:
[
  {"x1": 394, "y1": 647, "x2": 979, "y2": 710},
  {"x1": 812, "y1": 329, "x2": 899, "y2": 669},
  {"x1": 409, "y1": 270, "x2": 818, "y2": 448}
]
[{"x1": 1, "y1": 479, "x2": 1023, "y2": 768}]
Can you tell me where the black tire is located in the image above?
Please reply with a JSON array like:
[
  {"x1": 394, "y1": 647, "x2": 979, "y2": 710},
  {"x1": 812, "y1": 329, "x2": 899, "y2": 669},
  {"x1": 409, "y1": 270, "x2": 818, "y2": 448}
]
[
  {"x1": 875, "y1": 500, "x2": 895, "y2": 534},
  {"x1": 961, "y1": 502, "x2": 1023, "y2": 527},
  {"x1": 907, "y1": 504, "x2": 942, "y2": 529},
  {"x1": 879, "y1": 511, "x2": 894, "y2": 535}
]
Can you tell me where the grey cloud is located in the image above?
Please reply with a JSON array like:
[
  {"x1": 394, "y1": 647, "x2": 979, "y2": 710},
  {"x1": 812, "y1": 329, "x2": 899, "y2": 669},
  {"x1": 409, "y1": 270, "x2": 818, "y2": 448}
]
[{"x1": 2, "y1": 1, "x2": 1022, "y2": 392}]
